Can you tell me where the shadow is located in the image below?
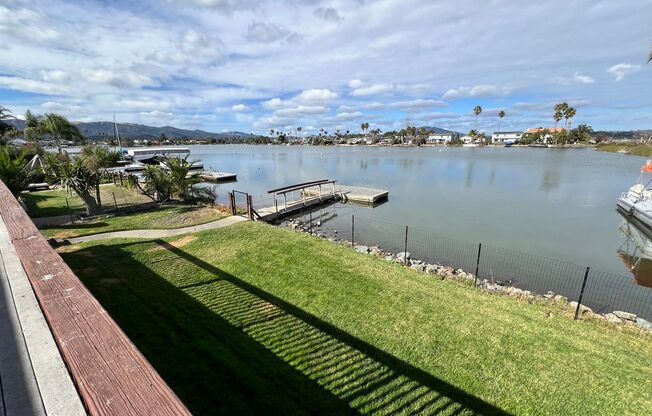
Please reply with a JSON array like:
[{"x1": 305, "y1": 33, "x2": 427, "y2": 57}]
[
  {"x1": 63, "y1": 240, "x2": 511, "y2": 416},
  {"x1": 43, "y1": 221, "x2": 110, "y2": 231}
]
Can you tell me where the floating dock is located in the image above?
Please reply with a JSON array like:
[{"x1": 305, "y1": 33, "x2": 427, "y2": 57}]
[
  {"x1": 254, "y1": 179, "x2": 388, "y2": 221},
  {"x1": 199, "y1": 171, "x2": 237, "y2": 182}
]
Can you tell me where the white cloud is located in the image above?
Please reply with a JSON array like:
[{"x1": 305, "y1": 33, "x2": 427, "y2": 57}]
[
  {"x1": 40, "y1": 70, "x2": 70, "y2": 83},
  {"x1": 442, "y1": 85, "x2": 510, "y2": 100},
  {"x1": 232, "y1": 104, "x2": 251, "y2": 112},
  {"x1": 140, "y1": 110, "x2": 174, "y2": 119},
  {"x1": 262, "y1": 98, "x2": 287, "y2": 109},
  {"x1": 348, "y1": 79, "x2": 363, "y2": 88},
  {"x1": 573, "y1": 73, "x2": 595, "y2": 84},
  {"x1": 607, "y1": 63, "x2": 640, "y2": 81},
  {"x1": 274, "y1": 105, "x2": 328, "y2": 117},
  {"x1": 83, "y1": 69, "x2": 159, "y2": 89},
  {"x1": 293, "y1": 88, "x2": 338, "y2": 104},
  {"x1": 389, "y1": 99, "x2": 448, "y2": 110},
  {"x1": 351, "y1": 83, "x2": 394, "y2": 96},
  {"x1": 0, "y1": 75, "x2": 68, "y2": 95},
  {"x1": 335, "y1": 111, "x2": 363, "y2": 120},
  {"x1": 246, "y1": 21, "x2": 298, "y2": 43}
]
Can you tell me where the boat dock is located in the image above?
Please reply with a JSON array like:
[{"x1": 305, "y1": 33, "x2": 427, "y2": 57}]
[
  {"x1": 199, "y1": 171, "x2": 237, "y2": 182},
  {"x1": 254, "y1": 179, "x2": 388, "y2": 221}
]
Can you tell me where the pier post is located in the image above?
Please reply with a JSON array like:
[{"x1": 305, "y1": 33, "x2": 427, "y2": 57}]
[
  {"x1": 574, "y1": 267, "x2": 591, "y2": 320},
  {"x1": 351, "y1": 215, "x2": 355, "y2": 247},
  {"x1": 404, "y1": 226, "x2": 409, "y2": 265},
  {"x1": 474, "y1": 243, "x2": 482, "y2": 286}
]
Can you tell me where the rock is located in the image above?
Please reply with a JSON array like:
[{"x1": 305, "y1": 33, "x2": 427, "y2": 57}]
[
  {"x1": 569, "y1": 301, "x2": 593, "y2": 314},
  {"x1": 635, "y1": 317, "x2": 652, "y2": 331},
  {"x1": 396, "y1": 251, "x2": 411, "y2": 261},
  {"x1": 410, "y1": 263, "x2": 425, "y2": 272},
  {"x1": 384, "y1": 255, "x2": 395, "y2": 262},
  {"x1": 543, "y1": 291, "x2": 555, "y2": 299},
  {"x1": 425, "y1": 264, "x2": 438, "y2": 275},
  {"x1": 455, "y1": 268, "x2": 464, "y2": 275},
  {"x1": 553, "y1": 295, "x2": 567, "y2": 303},
  {"x1": 604, "y1": 313, "x2": 623, "y2": 324},
  {"x1": 370, "y1": 246, "x2": 383, "y2": 256},
  {"x1": 355, "y1": 245, "x2": 369, "y2": 253},
  {"x1": 613, "y1": 311, "x2": 637, "y2": 322}
]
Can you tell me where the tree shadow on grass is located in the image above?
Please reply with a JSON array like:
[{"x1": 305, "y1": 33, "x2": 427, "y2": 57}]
[{"x1": 64, "y1": 240, "x2": 512, "y2": 416}]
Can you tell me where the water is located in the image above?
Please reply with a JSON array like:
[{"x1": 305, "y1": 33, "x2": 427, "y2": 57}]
[{"x1": 188, "y1": 144, "x2": 646, "y2": 276}]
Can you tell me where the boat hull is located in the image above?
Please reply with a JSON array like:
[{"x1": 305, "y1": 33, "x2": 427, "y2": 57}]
[{"x1": 617, "y1": 194, "x2": 652, "y2": 232}]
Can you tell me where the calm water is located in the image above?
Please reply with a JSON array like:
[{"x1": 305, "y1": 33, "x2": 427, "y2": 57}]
[{"x1": 188, "y1": 144, "x2": 646, "y2": 276}]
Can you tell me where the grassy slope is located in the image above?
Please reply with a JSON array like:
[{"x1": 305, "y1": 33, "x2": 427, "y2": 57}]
[
  {"x1": 23, "y1": 184, "x2": 152, "y2": 218},
  {"x1": 40, "y1": 205, "x2": 228, "y2": 238},
  {"x1": 597, "y1": 142, "x2": 652, "y2": 157},
  {"x1": 60, "y1": 222, "x2": 652, "y2": 415}
]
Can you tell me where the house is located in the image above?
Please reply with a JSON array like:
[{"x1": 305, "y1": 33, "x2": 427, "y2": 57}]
[
  {"x1": 524, "y1": 127, "x2": 565, "y2": 144},
  {"x1": 460, "y1": 135, "x2": 477, "y2": 144},
  {"x1": 426, "y1": 133, "x2": 458, "y2": 144},
  {"x1": 492, "y1": 131, "x2": 523, "y2": 144}
]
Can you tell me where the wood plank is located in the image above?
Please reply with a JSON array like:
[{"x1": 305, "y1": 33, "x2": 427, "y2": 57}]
[
  {"x1": 0, "y1": 181, "x2": 191, "y2": 416},
  {"x1": 0, "y1": 186, "x2": 40, "y2": 241}
]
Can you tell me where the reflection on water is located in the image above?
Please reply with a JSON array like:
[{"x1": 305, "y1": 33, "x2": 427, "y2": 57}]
[{"x1": 618, "y1": 213, "x2": 652, "y2": 288}]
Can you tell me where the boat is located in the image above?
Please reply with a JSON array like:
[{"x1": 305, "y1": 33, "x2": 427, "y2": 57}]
[
  {"x1": 199, "y1": 169, "x2": 237, "y2": 182},
  {"x1": 462, "y1": 143, "x2": 480, "y2": 148},
  {"x1": 504, "y1": 140, "x2": 515, "y2": 147},
  {"x1": 617, "y1": 213, "x2": 652, "y2": 288},
  {"x1": 617, "y1": 160, "x2": 652, "y2": 231},
  {"x1": 127, "y1": 147, "x2": 191, "y2": 163}
]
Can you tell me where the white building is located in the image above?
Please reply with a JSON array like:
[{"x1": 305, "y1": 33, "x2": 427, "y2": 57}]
[
  {"x1": 492, "y1": 131, "x2": 523, "y2": 144},
  {"x1": 426, "y1": 133, "x2": 458, "y2": 144}
]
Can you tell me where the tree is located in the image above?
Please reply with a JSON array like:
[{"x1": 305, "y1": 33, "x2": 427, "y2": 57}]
[
  {"x1": 162, "y1": 156, "x2": 201, "y2": 202},
  {"x1": 23, "y1": 112, "x2": 83, "y2": 151},
  {"x1": 0, "y1": 147, "x2": 34, "y2": 197},
  {"x1": 473, "y1": 106, "x2": 482, "y2": 130},
  {"x1": 141, "y1": 165, "x2": 173, "y2": 203},
  {"x1": 81, "y1": 145, "x2": 120, "y2": 209},
  {"x1": 56, "y1": 157, "x2": 101, "y2": 215},
  {"x1": 297, "y1": 126, "x2": 302, "y2": 137},
  {"x1": 564, "y1": 106, "x2": 576, "y2": 130},
  {"x1": 554, "y1": 102, "x2": 568, "y2": 130},
  {"x1": 498, "y1": 110, "x2": 506, "y2": 132},
  {"x1": 0, "y1": 106, "x2": 16, "y2": 137}
]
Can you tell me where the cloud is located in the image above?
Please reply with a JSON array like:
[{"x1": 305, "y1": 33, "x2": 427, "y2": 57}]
[
  {"x1": 40, "y1": 70, "x2": 70, "y2": 83},
  {"x1": 607, "y1": 63, "x2": 640, "y2": 81},
  {"x1": 293, "y1": 88, "x2": 338, "y2": 104},
  {"x1": 335, "y1": 111, "x2": 363, "y2": 120},
  {"x1": 351, "y1": 83, "x2": 394, "y2": 96},
  {"x1": 389, "y1": 99, "x2": 448, "y2": 111},
  {"x1": 262, "y1": 97, "x2": 286, "y2": 109},
  {"x1": 231, "y1": 104, "x2": 251, "y2": 112},
  {"x1": 573, "y1": 73, "x2": 595, "y2": 84},
  {"x1": 273, "y1": 105, "x2": 328, "y2": 117},
  {"x1": 0, "y1": 75, "x2": 68, "y2": 95},
  {"x1": 83, "y1": 69, "x2": 159, "y2": 89},
  {"x1": 119, "y1": 97, "x2": 173, "y2": 111},
  {"x1": 348, "y1": 79, "x2": 363, "y2": 88},
  {"x1": 140, "y1": 110, "x2": 174, "y2": 119},
  {"x1": 246, "y1": 21, "x2": 299, "y2": 43},
  {"x1": 442, "y1": 85, "x2": 510, "y2": 100},
  {"x1": 313, "y1": 7, "x2": 342, "y2": 23}
]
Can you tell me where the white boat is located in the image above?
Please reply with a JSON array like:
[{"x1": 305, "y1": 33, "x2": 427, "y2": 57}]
[
  {"x1": 617, "y1": 213, "x2": 652, "y2": 288},
  {"x1": 462, "y1": 143, "x2": 480, "y2": 147},
  {"x1": 617, "y1": 160, "x2": 652, "y2": 231},
  {"x1": 127, "y1": 147, "x2": 191, "y2": 163}
]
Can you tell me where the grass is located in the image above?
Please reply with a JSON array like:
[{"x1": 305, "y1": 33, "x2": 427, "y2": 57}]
[
  {"x1": 59, "y1": 222, "x2": 652, "y2": 415},
  {"x1": 597, "y1": 142, "x2": 652, "y2": 157},
  {"x1": 40, "y1": 205, "x2": 229, "y2": 238},
  {"x1": 22, "y1": 184, "x2": 152, "y2": 218}
]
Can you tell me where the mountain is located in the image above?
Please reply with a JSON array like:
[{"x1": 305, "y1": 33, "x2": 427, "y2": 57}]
[
  {"x1": 419, "y1": 126, "x2": 461, "y2": 134},
  {"x1": 7, "y1": 119, "x2": 250, "y2": 140}
]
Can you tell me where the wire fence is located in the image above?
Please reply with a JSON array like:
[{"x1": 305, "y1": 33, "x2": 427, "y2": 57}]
[{"x1": 286, "y1": 207, "x2": 652, "y2": 322}]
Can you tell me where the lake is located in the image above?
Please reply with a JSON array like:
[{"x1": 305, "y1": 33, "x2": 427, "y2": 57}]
[{"x1": 189, "y1": 144, "x2": 646, "y2": 276}]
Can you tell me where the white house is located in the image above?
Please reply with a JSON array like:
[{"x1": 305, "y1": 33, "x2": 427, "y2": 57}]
[
  {"x1": 426, "y1": 133, "x2": 458, "y2": 144},
  {"x1": 492, "y1": 131, "x2": 523, "y2": 144}
]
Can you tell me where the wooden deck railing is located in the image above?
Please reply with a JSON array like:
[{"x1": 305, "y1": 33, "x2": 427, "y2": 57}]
[{"x1": 0, "y1": 181, "x2": 191, "y2": 416}]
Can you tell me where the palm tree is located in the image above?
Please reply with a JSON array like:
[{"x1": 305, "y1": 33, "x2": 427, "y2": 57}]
[
  {"x1": 0, "y1": 106, "x2": 15, "y2": 136},
  {"x1": 473, "y1": 106, "x2": 482, "y2": 130},
  {"x1": 162, "y1": 156, "x2": 201, "y2": 202},
  {"x1": 0, "y1": 147, "x2": 34, "y2": 197},
  {"x1": 498, "y1": 110, "x2": 506, "y2": 132},
  {"x1": 297, "y1": 126, "x2": 302, "y2": 137},
  {"x1": 81, "y1": 145, "x2": 119, "y2": 209},
  {"x1": 360, "y1": 123, "x2": 366, "y2": 134},
  {"x1": 564, "y1": 106, "x2": 577, "y2": 131},
  {"x1": 270, "y1": 129, "x2": 275, "y2": 137},
  {"x1": 554, "y1": 103, "x2": 567, "y2": 130},
  {"x1": 24, "y1": 112, "x2": 82, "y2": 151},
  {"x1": 57, "y1": 157, "x2": 101, "y2": 215}
]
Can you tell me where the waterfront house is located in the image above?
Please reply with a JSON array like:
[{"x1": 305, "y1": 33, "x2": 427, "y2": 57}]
[
  {"x1": 524, "y1": 127, "x2": 565, "y2": 144},
  {"x1": 492, "y1": 131, "x2": 523, "y2": 144},
  {"x1": 461, "y1": 135, "x2": 475, "y2": 144},
  {"x1": 426, "y1": 133, "x2": 458, "y2": 144}
]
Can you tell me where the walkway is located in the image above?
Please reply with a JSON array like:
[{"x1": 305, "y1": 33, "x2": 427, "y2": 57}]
[{"x1": 67, "y1": 215, "x2": 247, "y2": 244}]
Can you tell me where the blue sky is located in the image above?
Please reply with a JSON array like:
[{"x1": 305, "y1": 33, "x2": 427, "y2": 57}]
[{"x1": 0, "y1": 0, "x2": 650, "y2": 134}]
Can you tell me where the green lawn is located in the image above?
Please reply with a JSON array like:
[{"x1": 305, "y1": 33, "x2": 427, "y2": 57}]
[
  {"x1": 23, "y1": 184, "x2": 152, "y2": 218},
  {"x1": 40, "y1": 205, "x2": 228, "y2": 238},
  {"x1": 59, "y1": 222, "x2": 652, "y2": 415},
  {"x1": 597, "y1": 142, "x2": 652, "y2": 157}
]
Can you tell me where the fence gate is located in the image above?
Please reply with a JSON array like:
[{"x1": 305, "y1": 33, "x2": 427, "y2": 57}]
[{"x1": 229, "y1": 190, "x2": 255, "y2": 220}]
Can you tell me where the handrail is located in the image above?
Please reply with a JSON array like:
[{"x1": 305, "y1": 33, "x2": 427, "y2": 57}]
[
  {"x1": 0, "y1": 180, "x2": 191, "y2": 416},
  {"x1": 267, "y1": 179, "x2": 333, "y2": 194}
]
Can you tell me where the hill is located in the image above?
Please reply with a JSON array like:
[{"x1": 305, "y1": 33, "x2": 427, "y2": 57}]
[{"x1": 7, "y1": 119, "x2": 250, "y2": 140}]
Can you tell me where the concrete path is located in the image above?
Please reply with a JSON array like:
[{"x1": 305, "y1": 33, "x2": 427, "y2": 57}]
[{"x1": 67, "y1": 215, "x2": 247, "y2": 244}]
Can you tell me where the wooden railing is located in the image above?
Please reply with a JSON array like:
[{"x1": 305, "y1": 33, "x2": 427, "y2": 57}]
[{"x1": 0, "y1": 181, "x2": 191, "y2": 416}]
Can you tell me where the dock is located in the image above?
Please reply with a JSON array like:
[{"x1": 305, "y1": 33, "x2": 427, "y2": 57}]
[
  {"x1": 199, "y1": 171, "x2": 237, "y2": 182},
  {"x1": 254, "y1": 179, "x2": 388, "y2": 221}
]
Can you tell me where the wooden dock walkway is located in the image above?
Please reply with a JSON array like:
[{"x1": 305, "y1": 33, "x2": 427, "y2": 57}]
[{"x1": 255, "y1": 179, "x2": 388, "y2": 221}]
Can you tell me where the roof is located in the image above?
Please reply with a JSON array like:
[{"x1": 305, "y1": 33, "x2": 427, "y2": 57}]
[
  {"x1": 492, "y1": 131, "x2": 522, "y2": 135},
  {"x1": 525, "y1": 127, "x2": 565, "y2": 133}
]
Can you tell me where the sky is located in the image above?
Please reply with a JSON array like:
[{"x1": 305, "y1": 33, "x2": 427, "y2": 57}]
[{"x1": 0, "y1": 0, "x2": 651, "y2": 135}]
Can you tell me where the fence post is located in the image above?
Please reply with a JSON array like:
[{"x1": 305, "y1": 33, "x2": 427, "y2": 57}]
[
  {"x1": 309, "y1": 210, "x2": 312, "y2": 234},
  {"x1": 247, "y1": 194, "x2": 254, "y2": 220},
  {"x1": 112, "y1": 192, "x2": 119, "y2": 212},
  {"x1": 404, "y1": 225, "x2": 409, "y2": 265},
  {"x1": 351, "y1": 215, "x2": 355, "y2": 247},
  {"x1": 474, "y1": 243, "x2": 482, "y2": 286},
  {"x1": 574, "y1": 267, "x2": 591, "y2": 320}
]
